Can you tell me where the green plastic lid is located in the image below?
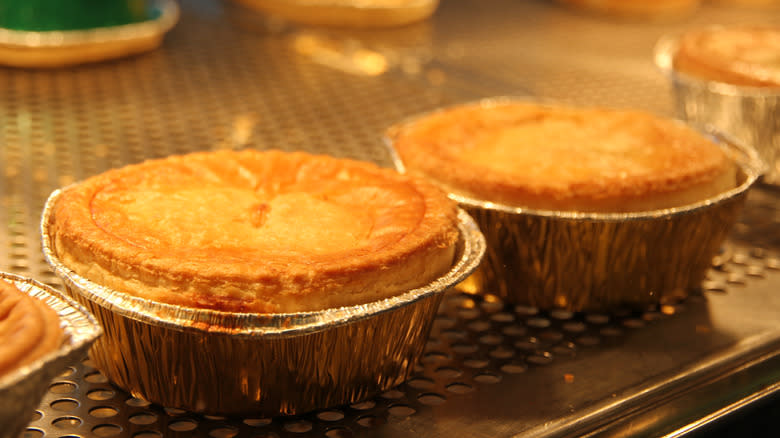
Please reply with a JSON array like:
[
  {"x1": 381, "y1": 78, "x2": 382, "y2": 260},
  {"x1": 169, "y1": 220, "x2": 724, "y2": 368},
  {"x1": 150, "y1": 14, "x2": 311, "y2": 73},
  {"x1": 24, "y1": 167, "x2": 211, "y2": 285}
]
[{"x1": 0, "y1": 0, "x2": 157, "y2": 31}]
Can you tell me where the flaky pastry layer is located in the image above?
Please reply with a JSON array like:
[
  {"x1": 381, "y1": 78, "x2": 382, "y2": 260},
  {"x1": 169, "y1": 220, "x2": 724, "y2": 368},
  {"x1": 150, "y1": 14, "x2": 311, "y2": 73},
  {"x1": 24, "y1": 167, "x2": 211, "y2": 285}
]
[
  {"x1": 0, "y1": 280, "x2": 63, "y2": 378},
  {"x1": 49, "y1": 150, "x2": 460, "y2": 313},
  {"x1": 673, "y1": 26, "x2": 780, "y2": 87},
  {"x1": 390, "y1": 101, "x2": 737, "y2": 212}
]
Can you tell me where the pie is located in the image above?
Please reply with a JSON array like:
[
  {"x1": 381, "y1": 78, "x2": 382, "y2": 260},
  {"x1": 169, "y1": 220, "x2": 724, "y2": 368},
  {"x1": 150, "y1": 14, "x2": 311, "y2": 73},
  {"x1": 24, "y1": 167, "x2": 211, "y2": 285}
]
[
  {"x1": 389, "y1": 101, "x2": 737, "y2": 212},
  {"x1": 47, "y1": 149, "x2": 460, "y2": 313}
]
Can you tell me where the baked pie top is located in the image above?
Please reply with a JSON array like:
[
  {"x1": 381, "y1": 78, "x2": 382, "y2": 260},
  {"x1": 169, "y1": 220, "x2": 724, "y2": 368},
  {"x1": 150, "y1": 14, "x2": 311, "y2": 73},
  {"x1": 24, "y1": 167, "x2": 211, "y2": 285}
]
[
  {"x1": 390, "y1": 101, "x2": 736, "y2": 212},
  {"x1": 0, "y1": 280, "x2": 63, "y2": 378},
  {"x1": 673, "y1": 26, "x2": 780, "y2": 87},
  {"x1": 49, "y1": 150, "x2": 460, "y2": 313}
]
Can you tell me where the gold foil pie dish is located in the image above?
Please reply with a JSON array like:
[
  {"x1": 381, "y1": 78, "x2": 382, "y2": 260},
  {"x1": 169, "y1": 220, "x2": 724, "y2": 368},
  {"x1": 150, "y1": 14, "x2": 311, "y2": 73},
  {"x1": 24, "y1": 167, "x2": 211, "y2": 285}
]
[
  {"x1": 41, "y1": 188, "x2": 485, "y2": 415},
  {"x1": 0, "y1": 272, "x2": 101, "y2": 438},
  {"x1": 386, "y1": 99, "x2": 762, "y2": 312},
  {"x1": 654, "y1": 27, "x2": 780, "y2": 185},
  {"x1": 0, "y1": 0, "x2": 179, "y2": 68}
]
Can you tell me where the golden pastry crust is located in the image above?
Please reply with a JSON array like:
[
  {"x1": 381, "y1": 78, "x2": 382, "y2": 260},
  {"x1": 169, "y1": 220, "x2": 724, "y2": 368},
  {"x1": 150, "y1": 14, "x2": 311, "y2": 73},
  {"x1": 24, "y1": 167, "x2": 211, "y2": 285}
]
[
  {"x1": 0, "y1": 280, "x2": 63, "y2": 378},
  {"x1": 230, "y1": 0, "x2": 438, "y2": 28},
  {"x1": 555, "y1": 0, "x2": 701, "y2": 18},
  {"x1": 49, "y1": 150, "x2": 459, "y2": 313},
  {"x1": 390, "y1": 101, "x2": 736, "y2": 212},
  {"x1": 673, "y1": 26, "x2": 780, "y2": 87}
]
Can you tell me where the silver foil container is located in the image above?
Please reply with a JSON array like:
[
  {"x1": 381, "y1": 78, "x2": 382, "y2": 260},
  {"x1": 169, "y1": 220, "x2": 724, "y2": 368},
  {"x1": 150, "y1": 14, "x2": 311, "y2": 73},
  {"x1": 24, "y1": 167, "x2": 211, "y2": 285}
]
[
  {"x1": 0, "y1": 272, "x2": 102, "y2": 438},
  {"x1": 386, "y1": 106, "x2": 762, "y2": 312},
  {"x1": 0, "y1": 0, "x2": 179, "y2": 68},
  {"x1": 41, "y1": 193, "x2": 485, "y2": 416},
  {"x1": 655, "y1": 31, "x2": 779, "y2": 185}
]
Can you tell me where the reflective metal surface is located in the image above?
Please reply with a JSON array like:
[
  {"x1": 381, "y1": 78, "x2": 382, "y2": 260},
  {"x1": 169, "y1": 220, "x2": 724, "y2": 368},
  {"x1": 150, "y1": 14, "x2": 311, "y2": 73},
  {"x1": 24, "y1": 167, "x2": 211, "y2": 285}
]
[{"x1": 2, "y1": 0, "x2": 779, "y2": 437}]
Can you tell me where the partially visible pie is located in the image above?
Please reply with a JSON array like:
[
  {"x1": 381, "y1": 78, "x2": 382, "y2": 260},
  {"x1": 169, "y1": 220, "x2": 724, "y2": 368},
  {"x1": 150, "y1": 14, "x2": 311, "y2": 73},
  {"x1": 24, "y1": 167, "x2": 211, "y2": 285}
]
[
  {"x1": 673, "y1": 26, "x2": 780, "y2": 87},
  {"x1": 389, "y1": 101, "x2": 737, "y2": 212},
  {"x1": 0, "y1": 280, "x2": 63, "y2": 378},
  {"x1": 48, "y1": 150, "x2": 460, "y2": 313}
]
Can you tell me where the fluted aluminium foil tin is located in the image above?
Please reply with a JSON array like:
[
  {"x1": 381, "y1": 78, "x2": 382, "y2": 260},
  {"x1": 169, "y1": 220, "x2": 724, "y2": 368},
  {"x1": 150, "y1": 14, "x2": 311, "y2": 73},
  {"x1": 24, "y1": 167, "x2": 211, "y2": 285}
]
[
  {"x1": 0, "y1": 0, "x2": 179, "y2": 68},
  {"x1": 385, "y1": 101, "x2": 762, "y2": 312},
  {"x1": 654, "y1": 30, "x2": 779, "y2": 185},
  {"x1": 0, "y1": 272, "x2": 102, "y2": 438},
  {"x1": 41, "y1": 193, "x2": 485, "y2": 416}
]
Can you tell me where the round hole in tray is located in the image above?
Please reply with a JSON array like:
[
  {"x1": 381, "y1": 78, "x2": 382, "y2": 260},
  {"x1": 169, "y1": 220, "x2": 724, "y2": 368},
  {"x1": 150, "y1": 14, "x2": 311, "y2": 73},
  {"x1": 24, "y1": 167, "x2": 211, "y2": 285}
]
[
  {"x1": 209, "y1": 426, "x2": 239, "y2": 437},
  {"x1": 22, "y1": 429, "x2": 44, "y2": 438},
  {"x1": 478, "y1": 333, "x2": 503, "y2": 345},
  {"x1": 467, "y1": 320, "x2": 492, "y2": 332},
  {"x1": 489, "y1": 346, "x2": 515, "y2": 359},
  {"x1": 52, "y1": 416, "x2": 82, "y2": 429},
  {"x1": 502, "y1": 324, "x2": 527, "y2": 337},
  {"x1": 451, "y1": 342, "x2": 479, "y2": 354},
  {"x1": 283, "y1": 420, "x2": 313, "y2": 433},
  {"x1": 88, "y1": 389, "x2": 116, "y2": 401},
  {"x1": 500, "y1": 362, "x2": 528, "y2": 374},
  {"x1": 421, "y1": 351, "x2": 450, "y2": 364},
  {"x1": 92, "y1": 424, "x2": 122, "y2": 437},
  {"x1": 243, "y1": 418, "x2": 273, "y2": 427},
  {"x1": 349, "y1": 400, "x2": 376, "y2": 410},
  {"x1": 514, "y1": 305, "x2": 539, "y2": 316},
  {"x1": 387, "y1": 404, "x2": 417, "y2": 417},
  {"x1": 169, "y1": 419, "x2": 199, "y2": 432},
  {"x1": 355, "y1": 415, "x2": 384, "y2": 428},
  {"x1": 380, "y1": 389, "x2": 405, "y2": 400},
  {"x1": 490, "y1": 312, "x2": 515, "y2": 323},
  {"x1": 129, "y1": 412, "x2": 158, "y2": 425},
  {"x1": 527, "y1": 352, "x2": 554, "y2": 366},
  {"x1": 49, "y1": 382, "x2": 77, "y2": 395},
  {"x1": 90, "y1": 406, "x2": 119, "y2": 418},
  {"x1": 526, "y1": 317, "x2": 552, "y2": 328},
  {"x1": 446, "y1": 382, "x2": 474, "y2": 394},
  {"x1": 324, "y1": 427, "x2": 353, "y2": 438},
  {"x1": 29, "y1": 411, "x2": 43, "y2": 422},
  {"x1": 316, "y1": 410, "x2": 345, "y2": 422},
  {"x1": 434, "y1": 366, "x2": 463, "y2": 379},
  {"x1": 407, "y1": 377, "x2": 435, "y2": 390},
  {"x1": 473, "y1": 372, "x2": 502, "y2": 384},
  {"x1": 417, "y1": 392, "x2": 446, "y2": 406},
  {"x1": 50, "y1": 399, "x2": 79, "y2": 412},
  {"x1": 84, "y1": 371, "x2": 110, "y2": 384},
  {"x1": 463, "y1": 358, "x2": 490, "y2": 369},
  {"x1": 126, "y1": 397, "x2": 151, "y2": 407}
]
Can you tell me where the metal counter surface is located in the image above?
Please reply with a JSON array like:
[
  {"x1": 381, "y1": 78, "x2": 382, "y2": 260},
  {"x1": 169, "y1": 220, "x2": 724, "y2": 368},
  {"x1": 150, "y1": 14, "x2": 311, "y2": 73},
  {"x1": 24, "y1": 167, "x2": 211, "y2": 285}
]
[{"x1": 2, "y1": 0, "x2": 779, "y2": 437}]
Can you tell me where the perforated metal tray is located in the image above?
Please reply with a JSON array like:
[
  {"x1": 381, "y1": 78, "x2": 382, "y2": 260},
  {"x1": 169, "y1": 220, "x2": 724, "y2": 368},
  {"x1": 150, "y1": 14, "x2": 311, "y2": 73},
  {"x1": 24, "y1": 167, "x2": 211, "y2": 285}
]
[{"x1": 2, "y1": 0, "x2": 779, "y2": 437}]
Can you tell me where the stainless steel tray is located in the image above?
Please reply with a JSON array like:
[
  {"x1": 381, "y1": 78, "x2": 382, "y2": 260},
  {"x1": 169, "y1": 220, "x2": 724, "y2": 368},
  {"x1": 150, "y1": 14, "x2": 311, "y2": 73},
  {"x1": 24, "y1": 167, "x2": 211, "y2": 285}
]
[{"x1": 2, "y1": 0, "x2": 779, "y2": 437}]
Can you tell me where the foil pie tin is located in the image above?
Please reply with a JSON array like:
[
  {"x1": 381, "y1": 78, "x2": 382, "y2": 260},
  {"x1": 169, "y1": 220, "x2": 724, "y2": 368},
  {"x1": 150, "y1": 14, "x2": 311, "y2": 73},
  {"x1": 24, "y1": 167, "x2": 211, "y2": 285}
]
[
  {"x1": 0, "y1": 0, "x2": 179, "y2": 68},
  {"x1": 0, "y1": 272, "x2": 101, "y2": 438},
  {"x1": 386, "y1": 101, "x2": 762, "y2": 312},
  {"x1": 41, "y1": 193, "x2": 485, "y2": 416},
  {"x1": 654, "y1": 31, "x2": 779, "y2": 185}
]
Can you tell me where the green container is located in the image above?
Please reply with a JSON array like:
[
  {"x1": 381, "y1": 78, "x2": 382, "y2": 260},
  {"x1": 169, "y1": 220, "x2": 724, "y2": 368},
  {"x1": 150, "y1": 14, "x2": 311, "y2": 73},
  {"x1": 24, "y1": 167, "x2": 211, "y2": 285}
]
[{"x1": 0, "y1": 0, "x2": 155, "y2": 31}]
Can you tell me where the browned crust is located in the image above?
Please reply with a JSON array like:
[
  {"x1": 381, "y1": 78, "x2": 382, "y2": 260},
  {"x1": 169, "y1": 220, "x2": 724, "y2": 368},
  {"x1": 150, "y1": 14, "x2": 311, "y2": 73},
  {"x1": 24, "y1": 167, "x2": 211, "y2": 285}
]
[
  {"x1": 673, "y1": 26, "x2": 780, "y2": 87},
  {"x1": 0, "y1": 280, "x2": 63, "y2": 377},
  {"x1": 390, "y1": 101, "x2": 735, "y2": 212},
  {"x1": 49, "y1": 150, "x2": 460, "y2": 313},
  {"x1": 555, "y1": 0, "x2": 701, "y2": 18}
]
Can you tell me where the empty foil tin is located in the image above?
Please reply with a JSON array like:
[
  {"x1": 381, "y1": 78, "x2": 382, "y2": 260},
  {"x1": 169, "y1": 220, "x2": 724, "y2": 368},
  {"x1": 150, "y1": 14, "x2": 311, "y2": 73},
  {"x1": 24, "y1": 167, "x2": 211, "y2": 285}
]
[
  {"x1": 41, "y1": 194, "x2": 485, "y2": 416},
  {"x1": 0, "y1": 272, "x2": 101, "y2": 438},
  {"x1": 655, "y1": 31, "x2": 779, "y2": 185},
  {"x1": 0, "y1": 0, "x2": 179, "y2": 68},
  {"x1": 386, "y1": 106, "x2": 762, "y2": 312}
]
